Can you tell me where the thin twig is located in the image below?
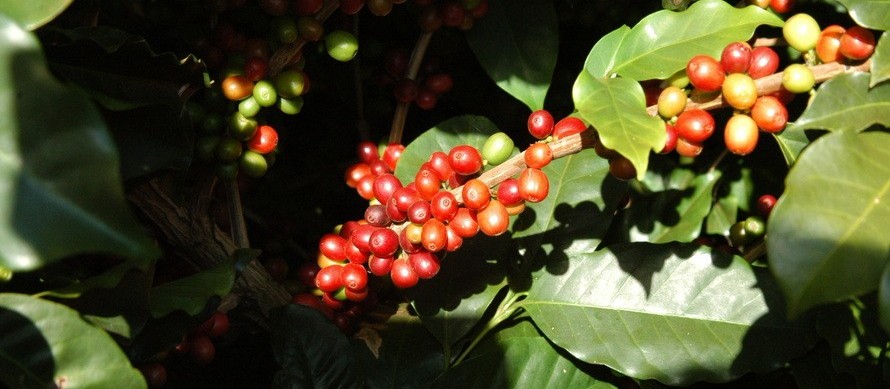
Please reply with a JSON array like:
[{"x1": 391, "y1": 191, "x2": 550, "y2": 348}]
[
  {"x1": 224, "y1": 179, "x2": 250, "y2": 249},
  {"x1": 389, "y1": 32, "x2": 434, "y2": 144}
]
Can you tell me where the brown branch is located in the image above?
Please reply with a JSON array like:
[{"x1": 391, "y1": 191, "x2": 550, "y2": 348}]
[{"x1": 268, "y1": 0, "x2": 340, "y2": 76}]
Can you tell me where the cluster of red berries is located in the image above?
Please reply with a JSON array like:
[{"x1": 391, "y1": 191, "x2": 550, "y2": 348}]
[
  {"x1": 137, "y1": 311, "x2": 230, "y2": 388},
  {"x1": 415, "y1": 0, "x2": 490, "y2": 32},
  {"x1": 380, "y1": 47, "x2": 455, "y2": 111}
]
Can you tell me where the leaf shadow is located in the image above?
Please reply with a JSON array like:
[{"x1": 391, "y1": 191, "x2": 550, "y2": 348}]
[{"x1": 0, "y1": 307, "x2": 56, "y2": 387}]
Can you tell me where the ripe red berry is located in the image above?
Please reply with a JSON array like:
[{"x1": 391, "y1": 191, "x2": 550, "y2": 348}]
[
  {"x1": 393, "y1": 79, "x2": 419, "y2": 103},
  {"x1": 675, "y1": 137, "x2": 704, "y2": 158},
  {"x1": 393, "y1": 186, "x2": 421, "y2": 212},
  {"x1": 372, "y1": 174, "x2": 402, "y2": 204},
  {"x1": 408, "y1": 250, "x2": 440, "y2": 279},
  {"x1": 319, "y1": 233, "x2": 348, "y2": 261},
  {"x1": 477, "y1": 200, "x2": 510, "y2": 236},
  {"x1": 496, "y1": 178, "x2": 523, "y2": 206},
  {"x1": 222, "y1": 75, "x2": 255, "y2": 101},
  {"x1": 415, "y1": 88, "x2": 438, "y2": 110},
  {"x1": 748, "y1": 47, "x2": 780, "y2": 79},
  {"x1": 430, "y1": 190, "x2": 459, "y2": 221},
  {"x1": 357, "y1": 141, "x2": 379, "y2": 164},
  {"x1": 390, "y1": 258, "x2": 419, "y2": 288},
  {"x1": 424, "y1": 73, "x2": 454, "y2": 94},
  {"x1": 750, "y1": 96, "x2": 788, "y2": 133},
  {"x1": 294, "y1": 0, "x2": 323, "y2": 15},
  {"x1": 675, "y1": 109, "x2": 716, "y2": 143},
  {"x1": 462, "y1": 178, "x2": 491, "y2": 210},
  {"x1": 369, "y1": 227, "x2": 399, "y2": 257},
  {"x1": 190, "y1": 335, "x2": 216, "y2": 365},
  {"x1": 660, "y1": 122, "x2": 678, "y2": 154},
  {"x1": 315, "y1": 265, "x2": 344, "y2": 292},
  {"x1": 421, "y1": 218, "x2": 448, "y2": 252},
  {"x1": 139, "y1": 363, "x2": 167, "y2": 388},
  {"x1": 608, "y1": 157, "x2": 637, "y2": 181},
  {"x1": 757, "y1": 194, "x2": 777, "y2": 218},
  {"x1": 816, "y1": 25, "x2": 846, "y2": 63},
  {"x1": 723, "y1": 114, "x2": 759, "y2": 156},
  {"x1": 839, "y1": 26, "x2": 875, "y2": 60},
  {"x1": 365, "y1": 204, "x2": 391, "y2": 227},
  {"x1": 440, "y1": 1, "x2": 466, "y2": 27},
  {"x1": 383, "y1": 143, "x2": 405, "y2": 171},
  {"x1": 340, "y1": 263, "x2": 369, "y2": 291},
  {"x1": 243, "y1": 56, "x2": 269, "y2": 82},
  {"x1": 524, "y1": 143, "x2": 553, "y2": 169},
  {"x1": 552, "y1": 116, "x2": 587, "y2": 140},
  {"x1": 449, "y1": 208, "x2": 479, "y2": 238},
  {"x1": 686, "y1": 55, "x2": 725, "y2": 92},
  {"x1": 720, "y1": 41, "x2": 752, "y2": 74},
  {"x1": 368, "y1": 255, "x2": 394, "y2": 276},
  {"x1": 345, "y1": 163, "x2": 372, "y2": 188},
  {"x1": 448, "y1": 145, "x2": 484, "y2": 175}
]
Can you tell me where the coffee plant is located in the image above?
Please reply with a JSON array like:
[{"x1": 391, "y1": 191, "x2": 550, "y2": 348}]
[{"x1": 1, "y1": 0, "x2": 889, "y2": 387}]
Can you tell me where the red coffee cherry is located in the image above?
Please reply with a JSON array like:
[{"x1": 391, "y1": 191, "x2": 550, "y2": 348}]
[
  {"x1": 660, "y1": 122, "x2": 678, "y2": 154},
  {"x1": 390, "y1": 258, "x2": 419, "y2": 288},
  {"x1": 750, "y1": 96, "x2": 788, "y2": 133},
  {"x1": 608, "y1": 157, "x2": 637, "y2": 181},
  {"x1": 524, "y1": 143, "x2": 553, "y2": 169},
  {"x1": 319, "y1": 233, "x2": 348, "y2": 261},
  {"x1": 449, "y1": 208, "x2": 479, "y2": 238},
  {"x1": 372, "y1": 174, "x2": 402, "y2": 204},
  {"x1": 421, "y1": 218, "x2": 448, "y2": 252},
  {"x1": 477, "y1": 200, "x2": 509, "y2": 236},
  {"x1": 816, "y1": 25, "x2": 846, "y2": 63},
  {"x1": 723, "y1": 114, "x2": 760, "y2": 156},
  {"x1": 448, "y1": 145, "x2": 484, "y2": 175},
  {"x1": 518, "y1": 168, "x2": 549, "y2": 203},
  {"x1": 430, "y1": 190, "x2": 459, "y2": 222},
  {"x1": 424, "y1": 73, "x2": 454, "y2": 94},
  {"x1": 552, "y1": 116, "x2": 587, "y2": 140},
  {"x1": 315, "y1": 265, "x2": 344, "y2": 293},
  {"x1": 839, "y1": 25, "x2": 876, "y2": 60},
  {"x1": 720, "y1": 41, "x2": 752, "y2": 74},
  {"x1": 246, "y1": 125, "x2": 278, "y2": 154},
  {"x1": 340, "y1": 263, "x2": 369, "y2": 291},
  {"x1": 686, "y1": 55, "x2": 725, "y2": 92},
  {"x1": 409, "y1": 250, "x2": 440, "y2": 279},
  {"x1": 496, "y1": 178, "x2": 523, "y2": 206},
  {"x1": 462, "y1": 178, "x2": 491, "y2": 210},
  {"x1": 369, "y1": 227, "x2": 399, "y2": 257},
  {"x1": 527, "y1": 109, "x2": 555, "y2": 139},
  {"x1": 757, "y1": 194, "x2": 777, "y2": 218},
  {"x1": 368, "y1": 255, "x2": 394, "y2": 276},
  {"x1": 675, "y1": 109, "x2": 716, "y2": 143},
  {"x1": 675, "y1": 137, "x2": 704, "y2": 158},
  {"x1": 748, "y1": 47, "x2": 780, "y2": 79}
]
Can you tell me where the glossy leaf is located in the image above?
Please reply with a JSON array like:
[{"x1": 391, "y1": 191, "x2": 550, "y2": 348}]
[
  {"x1": 149, "y1": 256, "x2": 239, "y2": 317},
  {"x1": 789, "y1": 73, "x2": 890, "y2": 133},
  {"x1": 871, "y1": 32, "x2": 890, "y2": 87},
  {"x1": 394, "y1": 115, "x2": 502, "y2": 184},
  {"x1": 706, "y1": 195, "x2": 737, "y2": 237},
  {"x1": 271, "y1": 304, "x2": 364, "y2": 389},
  {"x1": 624, "y1": 171, "x2": 721, "y2": 244},
  {"x1": 431, "y1": 318, "x2": 618, "y2": 388},
  {"x1": 465, "y1": 0, "x2": 558, "y2": 111},
  {"x1": 837, "y1": 0, "x2": 890, "y2": 30},
  {"x1": 409, "y1": 235, "x2": 513, "y2": 357},
  {"x1": 41, "y1": 26, "x2": 207, "y2": 110},
  {"x1": 772, "y1": 127, "x2": 810, "y2": 165},
  {"x1": 0, "y1": 15, "x2": 159, "y2": 271},
  {"x1": 0, "y1": 1, "x2": 72, "y2": 30},
  {"x1": 768, "y1": 131, "x2": 890, "y2": 318},
  {"x1": 0, "y1": 293, "x2": 146, "y2": 389},
  {"x1": 573, "y1": 73, "x2": 665, "y2": 179},
  {"x1": 583, "y1": 0, "x2": 783, "y2": 80},
  {"x1": 352, "y1": 305, "x2": 444, "y2": 388},
  {"x1": 524, "y1": 243, "x2": 817, "y2": 386}
]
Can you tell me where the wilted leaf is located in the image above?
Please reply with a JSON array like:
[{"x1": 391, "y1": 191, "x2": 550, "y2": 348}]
[
  {"x1": 789, "y1": 73, "x2": 890, "y2": 133},
  {"x1": 465, "y1": 0, "x2": 558, "y2": 111},
  {"x1": 524, "y1": 242, "x2": 816, "y2": 386},
  {"x1": 768, "y1": 131, "x2": 890, "y2": 317}
]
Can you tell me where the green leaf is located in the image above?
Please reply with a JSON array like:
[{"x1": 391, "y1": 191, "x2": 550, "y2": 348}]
[
  {"x1": 871, "y1": 32, "x2": 890, "y2": 87},
  {"x1": 149, "y1": 252, "x2": 243, "y2": 317},
  {"x1": 584, "y1": 0, "x2": 783, "y2": 79},
  {"x1": 524, "y1": 242, "x2": 817, "y2": 386},
  {"x1": 394, "y1": 115, "x2": 502, "y2": 184},
  {"x1": 39, "y1": 258, "x2": 150, "y2": 299},
  {"x1": 465, "y1": 0, "x2": 558, "y2": 111},
  {"x1": 706, "y1": 195, "x2": 737, "y2": 236},
  {"x1": 814, "y1": 299, "x2": 890, "y2": 388},
  {"x1": 351, "y1": 305, "x2": 445, "y2": 388},
  {"x1": 432, "y1": 318, "x2": 618, "y2": 388},
  {"x1": 772, "y1": 127, "x2": 810, "y2": 165},
  {"x1": 104, "y1": 104, "x2": 193, "y2": 180},
  {"x1": 573, "y1": 73, "x2": 665, "y2": 179},
  {"x1": 410, "y1": 235, "x2": 513, "y2": 358},
  {"x1": 624, "y1": 171, "x2": 721, "y2": 244},
  {"x1": 271, "y1": 304, "x2": 364, "y2": 389},
  {"x1": 768, "y1": 131, "x2": 890, "y2": 317},
  {"x1": 836, "y1": 0, "x2": 890, "y2": 30},
  {"x1": 789, "y1": 341, "x2": 857, "y2": 389},
  {"x1": 41, "y1": 26, "x2": 207, "y2": 110},
  {"x1": 0, "y1": 293, "x2": 146, "y2": 389},
  {"x1": 789, "y1": 73, "x2": 890, "y2": 133},
  {"x1": 0, "y1": 1, "x2": 72, "y2": 30},
  {"x1": 0, "y1": 15, "x2": 159, "y2": 271}
]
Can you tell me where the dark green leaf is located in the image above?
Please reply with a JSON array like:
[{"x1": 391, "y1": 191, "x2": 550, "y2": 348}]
[
  {"x1": 837, "y1": 0, "x2": 890, "y2": 30},
  {"x1": 39, "y1": 258, "x2": 150, "y2": 299},
  {"x1": 41, "y1": 26, "x2": 207, "y2": 110},
  {"x1": 814, "y1": 300, "x2": 890, "y2": 388},
  {"x1": 432, "y1": 318, "x2": 619, "y2": 388},
  {"x1": 394, "y1": 115, "x2": 502, "y2": 184},
  {"x1": 583, "y1": 0, "x2": 782, "y2": 79},
  {"x1": 772, "y1": 127, "x2": 810, "y2": 165},
  {"x1": 524, "y1": 242, "x2": 816, "y2": 386},
  {"x1": 871, "y1": 31, "x2": 890, "y2": 87},
  {"x1": 789, "y1": 73, "x2": 890, "y2": 133},
  {"x1": 149, "y1": 256, "x2": 240, "y2": 317},
  {"x1": 789, "y1": 341, "x2": 856, "y2": 389},
  {"x1": 351, "y1": 305, "x2": 444, "y2": 389},
  {"x1": 706, "y1": 195, "x2": 737, "y2": 236},
  {"x1": 410, "y1": 235, "x2": 514, "y2": 357},
  {"x1": 104, "y1": 104, "x2": 193, "y2": 180},
  {"x1": 465, "y1": 0, "x2": 558, "y2": 111},
  {"x1": 0, "y1": 293, "x2": 146, "y2": 389},
  {"x1": 882, "y1": 263, "x2": 890, "y2": 332},
  {"x1": 0, "y1": 15, "x2": 159, "y2": 271},
  {"x1": 573, "y1": 73, "x2": 665, "y2": 178},
  {"x1": 271, "y1": 304, "x2": 363, "y2": 389},
  {"x1": 768, "y1": 131, "x2": 890, "y2": 317},
  {"x1": 0, "y1": 1, "x2": 72, "y2": 30},
  {"x1": 624, "y1": 171, "x2": 721, "y2": 244}
]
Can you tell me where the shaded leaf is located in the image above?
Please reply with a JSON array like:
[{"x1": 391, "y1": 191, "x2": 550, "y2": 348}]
[
  {"x1": 465, "y1": 0, "x2": 558, "y2": 111},
  {"x1": 584, "y1": 0, "x2": 782, "y2": 79},
  {"x1": 271, "y1": 304, "x2": 363, "y2": 389},
  {"x1": 789, "y1": 73, "x2": 890, "y2": 133},
  {"x1": 0, "y1": 293, "x2": 146, "y2": 389},
  {"x1": 871, "y1": 31, "x2": 890, "y2": 87},
  {"x1": 573, "y1": 73, "x2": 665, "y2": 178},
  {"x1": 837, "y1": 0, "x2": 890, "y2": 30},
  {"x1": 41, "y1": 26, "x2": 207, "y2": 110},
  {"x1": 524, "y1": 242, "x2": 817, "y2": 386},
  {"x1": 0, "y1": 1, "x2": 72, "y2": 30},
  {"x1": 624, "y1": 171, "x2": 721, "y2": 244},
  {"x1": 351, "y1": 305, "x2": 444, "y2": 389},
  {"x1": 768, "y1": 131, "x2": 890, "y2": 317},
  {"x1": 882, "y1": 263, "x2": 890, "y2": 332},
  {"x1": 149, "y1": 252, "x2": 243, "y2": 317},
  {"x1": 772, "y1": 127, "x2": 810, "y2": 165},
  {"x1": 0, "y1": 15, "x2": 159, "y2": 271},
  {"x1": 706, "y1": 195, "x2": 737, "y2": 237},
  {"x1": 814, "y1": 299, "x2": 890, "y2": 388},
  {"x1": 104, "y1": 104, "x2": 193, "y2": 180},
  {"x1": 394, "y1": 115, "x2": 502, "y2": 184},
  {"x1": 789, "y1": 341, "x2": 856, "y2": 389},
  {"x1": 431, "y1": 318, "x2": 619, "y2": 388},
  {"x1": 39, "y1": 258, "x2": 150, "y2": 299}
]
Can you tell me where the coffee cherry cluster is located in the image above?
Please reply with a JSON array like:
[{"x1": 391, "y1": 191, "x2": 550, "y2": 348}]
[
  {"x1": 728, "y1": 193, "x2": 777, "y2": 249},
  {"x1": 345, "y1": 141, "x2": 406, "y2": 199},
  {"x1": 748, "y1": 0, "x2": 795, "y2": 14},
  {"x1": 814, "y1": 24, "x2": 876, "y2": 64},
  {"x1": 379, "y1": 47, "x2": 455, "y2": 111},
  {"x1": 415, "y1": 0, "x2": 490, "y2": 33}
]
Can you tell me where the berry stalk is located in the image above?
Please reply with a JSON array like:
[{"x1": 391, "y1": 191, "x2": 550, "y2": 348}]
[{"x1": 268, "y1": 0, "x2": 341, "y2": 75}]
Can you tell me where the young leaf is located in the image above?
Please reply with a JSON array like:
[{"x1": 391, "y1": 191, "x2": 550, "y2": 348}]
[
  {"x1": 623, "y1": 171, "x2": 721, "y2": 243},
  {"x1": 271, "y1": 304, "x2": 364, "y2": 389},
  {"x1": 0, "y1": 15, "x2": 159, "y2": 271},
  {"x1": 0, "y1": 1, "x2": 73, "y2": 30},
  {"x1": 768, "y1": 131, "x2": 890, "y2": 318},
  {"x1": 870, "y1": 31, "x2": 890, "y2": 87},
  {"x1": 584, "y1": 0, "x2": 783, "y2": 80},
  {"x1": 465, "y1": 0, "x2": 558, "y2": 111},
  {"x1": 0, "y1": 293, "x2": 146, "y2": 389},
  {"x1": 573, "y1": 73, "x2": 665, "y2": 179},
  {"x1": 836, "y1": 0, "x2": 890, "y2": 30},
  {"x1": 431, "y1": 318, "x2": 619, "y2": 388},
  {"x1": 789, "y1": 73, "x2": 890, "y2": 133},
  {"x1": 523, "y1": 242, "x2": 817, "y2": 386}
]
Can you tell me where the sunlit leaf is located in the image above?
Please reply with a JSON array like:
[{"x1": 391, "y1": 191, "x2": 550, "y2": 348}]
[
  {"x1": 0, "y1": 293, "x2": 146, "y2": 389},
  {"x1": 465, "y1": 0, "x2": 558, "y2": 111},
  {"x1": 524, "y1": 242, "x2": 816, "y2": 386},
  {"x1": 836, "y1": 0, "x2": 890, "y2": 30},
  {"x1": 584, "y1": 0, "x2": 783, "y2": 80},
  {"x1": 0, "y1": 1, "x2": 73, "y2": 30},
  {"x1": 870, "y1": 32, "x2": 890, "y2": 87},
  {"x1": 789, "y1": 73, "x2": 890, "y2": 133},
  {"x1": 0, "y1": 15, "x2": 159, "y2": 271},
  {"x1": 624, "y1": 171, "x2": 721, "y2": 244},
  {"x1": 573, "y1": 73, "x2": 665, "y2": 179},
  {"x1": 768, "y1": 131, "x2": 890, "y2": 317}
]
